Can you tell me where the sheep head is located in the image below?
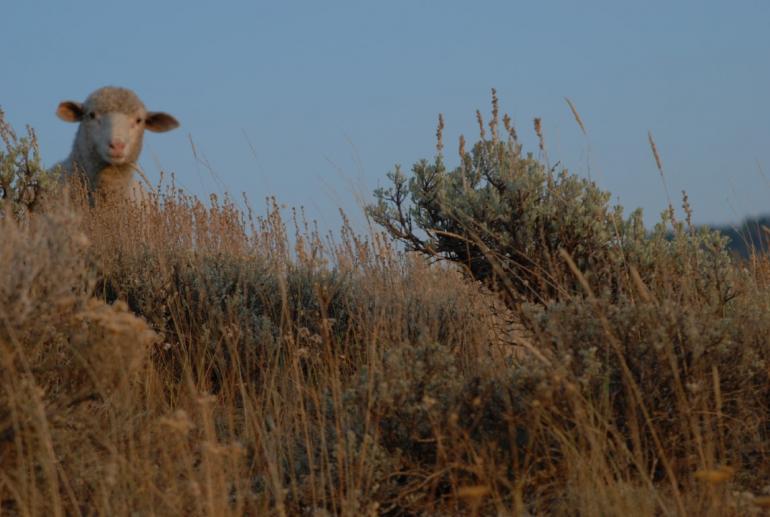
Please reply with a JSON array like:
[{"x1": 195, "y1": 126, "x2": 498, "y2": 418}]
[{"x1": 56, "y1": 86, "x2": 179, "y2": 169}]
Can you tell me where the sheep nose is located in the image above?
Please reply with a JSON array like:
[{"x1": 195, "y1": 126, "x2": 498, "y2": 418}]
[{"x1": 109, "y1": 140, "x2": 126, "y2": 153}]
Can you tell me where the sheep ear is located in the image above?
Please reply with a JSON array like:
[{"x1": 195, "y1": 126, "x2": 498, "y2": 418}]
[
  {"x1": 145, "y1": 112, "x2": 179, "y2": 133},
  {"x1": 57, "y1": 101, "x2": 84, "y2": 122}
]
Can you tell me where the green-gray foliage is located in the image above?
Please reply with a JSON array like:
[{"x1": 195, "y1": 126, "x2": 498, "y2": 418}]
[
  {"x1": 367, "y1": 105, "x2": 734, "y2": 309},
  {"x1": 0, "y1": 109, "x2": 57, "y2": 217}
]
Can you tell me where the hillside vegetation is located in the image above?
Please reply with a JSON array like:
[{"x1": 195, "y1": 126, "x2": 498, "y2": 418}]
[{"x1": 1, "y1": 101, "x2": 769, "y2": 516}]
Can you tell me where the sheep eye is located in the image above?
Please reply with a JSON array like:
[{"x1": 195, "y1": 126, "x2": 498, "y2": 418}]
[
  {"x1": 88, "y1": 112, "x2": 96, "y2": 119},
  {"x1": 136, "y1": 117, "x2": 143, "y2": 124}
]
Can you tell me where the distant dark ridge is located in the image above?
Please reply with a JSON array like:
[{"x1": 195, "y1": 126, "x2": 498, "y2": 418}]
[{"x1": 708, "y1": 214, "x2": 770, "y2": 259}]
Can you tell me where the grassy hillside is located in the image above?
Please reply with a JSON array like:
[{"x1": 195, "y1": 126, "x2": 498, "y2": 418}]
[{"x1": 1, "y1": 106, "x2": 770, "y2": 516}]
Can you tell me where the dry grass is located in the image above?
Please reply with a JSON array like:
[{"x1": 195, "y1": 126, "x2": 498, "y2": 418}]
[
  {"x1": 2, "y1": 114, "x2": 770, "y2": 515},
  {"x1": 0, "y1": 185, "x2": 521, "y2": 515}
]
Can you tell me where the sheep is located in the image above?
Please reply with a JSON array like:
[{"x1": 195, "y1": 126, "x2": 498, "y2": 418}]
[{"x1": 52, "y1": 86, "x2": 179, "y2": 203}]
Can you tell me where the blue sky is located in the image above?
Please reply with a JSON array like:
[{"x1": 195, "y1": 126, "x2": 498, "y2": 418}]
[{"x1": 3, "y1": 1, "x2": 769, "y2": 230}]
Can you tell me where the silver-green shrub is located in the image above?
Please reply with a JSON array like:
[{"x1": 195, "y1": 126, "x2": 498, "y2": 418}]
[
  {"x1": 367, "y1": 101, "x2": 734, "y2": 309},
  {"x1": 0, "y1": 109, "x2": 57, "y2": 218}
]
